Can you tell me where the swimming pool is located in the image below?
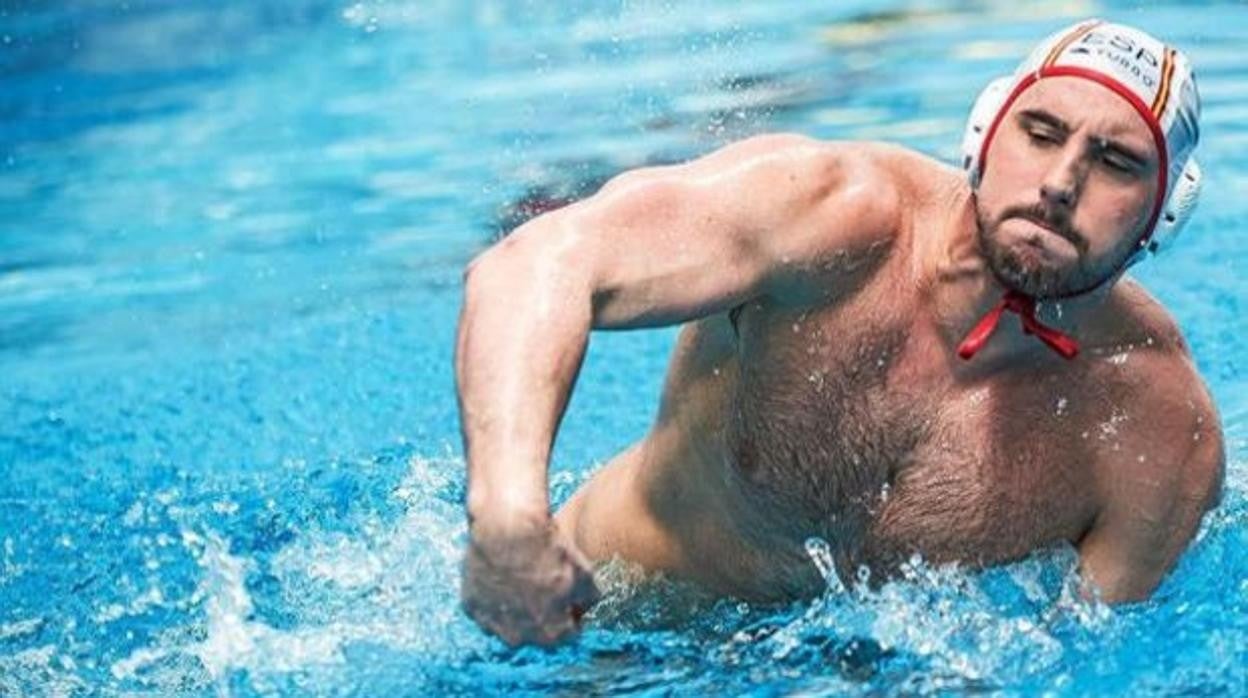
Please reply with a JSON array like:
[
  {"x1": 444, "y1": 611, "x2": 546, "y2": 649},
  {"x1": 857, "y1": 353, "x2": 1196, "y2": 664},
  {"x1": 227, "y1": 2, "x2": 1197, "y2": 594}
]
[{"x1": 1, "y1": 0, "x2": 1245, "y2": 694}]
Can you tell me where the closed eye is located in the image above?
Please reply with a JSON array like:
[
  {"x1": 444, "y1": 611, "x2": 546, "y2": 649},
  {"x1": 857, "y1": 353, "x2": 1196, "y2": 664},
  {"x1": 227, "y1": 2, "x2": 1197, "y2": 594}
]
[
  {"x1": 1101, "y1": 152, "x2": 1143, "y2": 178},
  {"x1": 1103, "y1": 154, "x2": 1132, "y2": 171},
  {"x1": 1095, "y1": 141, "x2": 1147, "y2": 178},
  {"x1": 1027, "y1": 128, "x2": 1061, "y2": 146},
  {"x1": 1017, "y1": 109, "x2": 1069, "y2": 148}
]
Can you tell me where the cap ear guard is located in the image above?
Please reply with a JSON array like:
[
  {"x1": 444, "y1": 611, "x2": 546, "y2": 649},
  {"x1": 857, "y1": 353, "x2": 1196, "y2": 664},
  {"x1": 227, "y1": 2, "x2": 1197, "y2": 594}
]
[
  {"x1": 1136, "y1": 157, "x2": 1202, "y2": 260},
  {"x1": 961, "y1": 77, "x2": 1012, "y2": 187}
]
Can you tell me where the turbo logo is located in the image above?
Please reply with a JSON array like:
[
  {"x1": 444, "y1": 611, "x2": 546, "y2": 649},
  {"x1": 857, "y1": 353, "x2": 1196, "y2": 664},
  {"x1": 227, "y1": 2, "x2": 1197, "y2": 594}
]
[{"x1": 1067, "y1": 30, "x2": 1162, "y2": 89}]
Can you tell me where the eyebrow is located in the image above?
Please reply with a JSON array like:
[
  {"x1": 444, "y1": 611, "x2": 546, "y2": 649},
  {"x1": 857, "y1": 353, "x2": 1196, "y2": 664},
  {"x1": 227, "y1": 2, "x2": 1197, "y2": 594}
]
[
  {"x1": 1017, "y1": 108, "x2": 1070, "y2": 134},
  {"x1": 1016, "y1": 108, "x2": 1151, "y2": 168}
]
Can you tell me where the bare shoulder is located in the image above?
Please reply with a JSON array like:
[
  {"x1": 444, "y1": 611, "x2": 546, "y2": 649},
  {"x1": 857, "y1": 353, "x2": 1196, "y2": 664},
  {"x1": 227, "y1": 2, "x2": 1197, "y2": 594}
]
[
  {"x1": 1073, "y1": 279, "x2": 1225, "y2": 600},
  {"x1": 1095, "y1": 278, "x2": 1188, "y2": 350},
  {"x1": 1087, "y1": 278, "x2": 1225, "y2": 512},
  {"x1": 588, "y1": 134, "x2": 905, "y2": 236},
  {"x1": 688, "y1": 134, "x2": 908, "y2": 231},
  {"x1": 674, "y1": 136, "x2": 917, "y2": 279},
  {"x1": 572, "y1": 134, "x2": 929, "y2": 305}
]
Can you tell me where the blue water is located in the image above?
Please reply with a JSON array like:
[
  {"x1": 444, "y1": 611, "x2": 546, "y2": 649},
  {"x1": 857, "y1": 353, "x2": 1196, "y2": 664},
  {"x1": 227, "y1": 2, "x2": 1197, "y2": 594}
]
[{"x1": 2, "y1": 1, "x2": 1245, "y2": 694}]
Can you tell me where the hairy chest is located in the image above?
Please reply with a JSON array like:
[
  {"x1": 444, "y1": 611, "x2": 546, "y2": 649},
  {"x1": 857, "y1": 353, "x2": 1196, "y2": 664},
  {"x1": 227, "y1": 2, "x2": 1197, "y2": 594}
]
[{"x1": 725, "y1": 294, "x2": 1102, "y2": 573}]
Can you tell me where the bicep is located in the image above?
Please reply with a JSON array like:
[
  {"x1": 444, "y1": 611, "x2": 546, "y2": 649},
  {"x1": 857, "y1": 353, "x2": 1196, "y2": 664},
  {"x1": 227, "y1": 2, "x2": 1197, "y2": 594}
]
[
  {"x1": 572, "y1": 172, "x2": 767, "y2": 328},
  {"x1": 505, "y1": 135, "x2": 898, "y2": 329}
]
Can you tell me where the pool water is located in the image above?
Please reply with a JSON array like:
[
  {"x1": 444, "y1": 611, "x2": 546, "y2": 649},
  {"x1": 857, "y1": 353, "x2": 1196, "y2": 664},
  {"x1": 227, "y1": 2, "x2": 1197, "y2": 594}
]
[{"x1": 2, "y1": 1, "x2": 1245, "y2": 694}]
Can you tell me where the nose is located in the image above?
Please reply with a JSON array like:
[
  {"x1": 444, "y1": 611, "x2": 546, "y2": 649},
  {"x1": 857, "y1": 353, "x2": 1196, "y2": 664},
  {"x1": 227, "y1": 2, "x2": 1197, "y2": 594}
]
[{"x1": 1039, "y1": 146, "x2": 1084, "y2": 210}]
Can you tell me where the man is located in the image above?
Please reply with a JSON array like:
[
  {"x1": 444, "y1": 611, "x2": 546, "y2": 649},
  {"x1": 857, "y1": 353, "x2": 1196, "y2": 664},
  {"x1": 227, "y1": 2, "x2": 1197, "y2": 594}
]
[{"x1": 454, "y1": 19, "x2": 1225, "y2": 647}]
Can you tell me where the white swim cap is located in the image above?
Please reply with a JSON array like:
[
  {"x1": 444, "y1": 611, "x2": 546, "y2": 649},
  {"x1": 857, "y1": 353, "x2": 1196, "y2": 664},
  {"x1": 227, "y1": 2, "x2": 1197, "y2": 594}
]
[{"x1": 961, "y1": 19, "x2": 1202, "y2": 269}]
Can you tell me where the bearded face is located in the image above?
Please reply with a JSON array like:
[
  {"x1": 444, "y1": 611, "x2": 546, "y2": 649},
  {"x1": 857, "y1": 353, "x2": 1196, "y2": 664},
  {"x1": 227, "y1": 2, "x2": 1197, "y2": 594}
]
[
  {"x1": 973, "y1": 197, "x2": 1136, "y2": 299},
  {"x1": 972, "y1": 77, "x2": 1160, "y2": 299}
]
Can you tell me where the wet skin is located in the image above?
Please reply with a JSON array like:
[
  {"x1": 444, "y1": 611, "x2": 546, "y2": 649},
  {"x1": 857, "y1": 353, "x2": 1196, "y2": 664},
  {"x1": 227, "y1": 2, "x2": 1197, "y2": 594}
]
[{"x1": 455, "y1": 78, "x2": 1225, "y2": 646}]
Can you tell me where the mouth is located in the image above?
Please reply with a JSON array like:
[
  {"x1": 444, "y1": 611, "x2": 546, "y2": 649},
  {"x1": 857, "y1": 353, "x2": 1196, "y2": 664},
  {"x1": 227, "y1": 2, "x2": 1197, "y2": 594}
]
[
  {"x1": 1018, "y1": 215, "x2": 1063, "y2": 238},
  {"x1": 996, "y1": 216, "x2": 1080, "y2": 266},
  {"x1": 1013, "y1": 216, "x2": 1076, "y2": 249}
]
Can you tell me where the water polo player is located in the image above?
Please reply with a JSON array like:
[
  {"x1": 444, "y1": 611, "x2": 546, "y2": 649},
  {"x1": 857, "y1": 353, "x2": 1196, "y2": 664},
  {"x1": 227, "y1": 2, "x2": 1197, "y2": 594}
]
[{"x1": 455, "y1": 19, "x2": 1225, "y2": 647}]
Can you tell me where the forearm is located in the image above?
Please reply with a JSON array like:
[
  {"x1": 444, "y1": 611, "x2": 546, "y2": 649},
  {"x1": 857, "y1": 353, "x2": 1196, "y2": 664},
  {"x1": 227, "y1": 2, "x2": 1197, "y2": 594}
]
[{"x1": 455, "y1": 229, "x2": 593, "y2": 530}]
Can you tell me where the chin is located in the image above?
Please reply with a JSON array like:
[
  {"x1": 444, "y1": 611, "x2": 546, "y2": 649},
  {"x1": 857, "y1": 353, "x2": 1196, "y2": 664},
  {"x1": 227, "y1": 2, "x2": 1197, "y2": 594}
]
[
  {"x1": 985, "y1": 240, "x2": 1067, "y2": 298},
  {"x1": 991, "y1": 246, "x2": 1125, "y2": 299},
  {"x1": 977, "y1": 217, "x2": 1101, "y2": 299}
]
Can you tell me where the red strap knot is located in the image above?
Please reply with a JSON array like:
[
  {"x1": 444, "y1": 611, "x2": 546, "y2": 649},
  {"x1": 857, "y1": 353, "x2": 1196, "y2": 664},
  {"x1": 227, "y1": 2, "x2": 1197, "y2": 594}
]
[{"x1": 957, "y1": 290, "x2": 1079, "y2": 361}]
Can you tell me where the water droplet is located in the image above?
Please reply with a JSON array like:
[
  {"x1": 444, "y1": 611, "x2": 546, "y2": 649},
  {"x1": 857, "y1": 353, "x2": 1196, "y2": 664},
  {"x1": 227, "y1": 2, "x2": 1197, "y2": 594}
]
[
  {"x1": 803, "y1": 537, "x2": 843, "y2": 593},
  {"x1": 855, "y1": 565, "x2": 871, "y2": 585}
]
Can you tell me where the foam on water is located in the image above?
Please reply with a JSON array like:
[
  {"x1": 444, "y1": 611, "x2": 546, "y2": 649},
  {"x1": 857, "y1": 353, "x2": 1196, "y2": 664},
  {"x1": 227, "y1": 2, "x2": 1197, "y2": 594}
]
[
  {"x1": 3, "y1": 445, "x2": 1241, "y2": 695},
  {"x1": 104, "y1": 455, "x2": 489, "y2": 692}
]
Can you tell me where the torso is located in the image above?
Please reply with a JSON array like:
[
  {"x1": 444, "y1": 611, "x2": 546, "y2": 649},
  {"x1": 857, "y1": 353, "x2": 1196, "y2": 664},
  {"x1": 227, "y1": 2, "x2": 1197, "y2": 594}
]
[
  {"x1": 556, "y1": 148, "x2": 1188, "y2": 602},
  {"x1": 667, "y1": 244, "x2": 1099, "y2": 597}
]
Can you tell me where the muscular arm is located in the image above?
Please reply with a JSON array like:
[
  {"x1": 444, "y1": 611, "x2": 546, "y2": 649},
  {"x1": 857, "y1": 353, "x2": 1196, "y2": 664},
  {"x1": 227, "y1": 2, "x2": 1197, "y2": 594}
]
[
  {"x1": 453, "y1": 134, "x2": 900, "y2": 645},
  {"x1": 1077, "y1": 358, "x2": 1225, "y2": 603},
  {"x1": 455, "y1": 135, "x2": 897, "y2": 527}
]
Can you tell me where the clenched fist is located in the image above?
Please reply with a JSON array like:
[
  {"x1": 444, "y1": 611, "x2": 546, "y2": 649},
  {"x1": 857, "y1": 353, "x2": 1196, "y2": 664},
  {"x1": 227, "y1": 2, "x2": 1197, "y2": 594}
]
[{"x1": 461, "y1": 516, "x2": 600, "y2": 647}]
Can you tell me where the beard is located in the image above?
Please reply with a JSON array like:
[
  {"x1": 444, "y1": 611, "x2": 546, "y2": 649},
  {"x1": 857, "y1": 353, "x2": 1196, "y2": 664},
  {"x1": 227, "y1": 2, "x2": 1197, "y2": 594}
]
[{"x1": 974, "y1": 200, "x2": 1130, "y2": 300}]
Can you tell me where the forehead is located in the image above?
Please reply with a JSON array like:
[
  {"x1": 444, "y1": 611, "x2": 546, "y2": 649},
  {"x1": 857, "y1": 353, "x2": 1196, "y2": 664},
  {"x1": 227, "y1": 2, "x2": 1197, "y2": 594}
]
[{"x1": 1010, "y1": 76, "x2": 1158, "y2": 157}]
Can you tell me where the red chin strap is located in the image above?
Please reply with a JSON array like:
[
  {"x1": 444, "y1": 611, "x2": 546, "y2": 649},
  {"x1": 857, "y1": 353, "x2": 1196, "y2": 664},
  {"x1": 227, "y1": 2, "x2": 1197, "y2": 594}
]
[{"x1": 957, "y1": 290, "x2": 1079, "y2": 361}]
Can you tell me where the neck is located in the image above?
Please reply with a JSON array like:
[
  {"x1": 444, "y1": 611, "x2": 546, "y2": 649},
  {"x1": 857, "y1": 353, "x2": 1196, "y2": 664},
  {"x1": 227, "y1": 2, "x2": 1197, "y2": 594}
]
[{"x1": 928, "y1": 188, "x2": 1107, "y2": 369}]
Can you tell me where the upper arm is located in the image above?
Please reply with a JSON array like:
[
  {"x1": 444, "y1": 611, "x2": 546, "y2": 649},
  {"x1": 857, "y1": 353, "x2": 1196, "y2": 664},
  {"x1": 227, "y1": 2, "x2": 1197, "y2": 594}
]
[
  {"x1": 478, "y1": 134, "x2": 901, "y2": 329},
  {"x1": 1077, "y1": 361, "x2": 1225, "y2": 603}
]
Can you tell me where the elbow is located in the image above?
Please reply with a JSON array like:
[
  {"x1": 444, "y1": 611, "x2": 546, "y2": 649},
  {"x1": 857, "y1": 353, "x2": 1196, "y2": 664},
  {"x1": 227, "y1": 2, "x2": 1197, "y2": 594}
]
[
  {"x1": 461, "y1": 249, "x2": 494, "y2": 299},
  {"x1": 462, "y1": 234, "x2": 525, "y2": 303},
  {"x1": 462, "y1": 211, "x2": 561, "y2": 285},
  {"x1": 463, "y1": 234, "x2": 515, "y2": 287},
  {"x1": 460, "y1": 220, "x2": 597, "y2": 319}
]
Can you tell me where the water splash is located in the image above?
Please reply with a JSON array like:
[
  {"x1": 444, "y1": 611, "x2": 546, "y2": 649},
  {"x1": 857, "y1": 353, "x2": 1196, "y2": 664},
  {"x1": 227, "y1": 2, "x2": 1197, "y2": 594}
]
[
  {"x1": 803, "y1": 536, "x2": 845, "y2": 595},
  {"x1": 109, "y1": 455, "x2": 486, "y2": 692}
]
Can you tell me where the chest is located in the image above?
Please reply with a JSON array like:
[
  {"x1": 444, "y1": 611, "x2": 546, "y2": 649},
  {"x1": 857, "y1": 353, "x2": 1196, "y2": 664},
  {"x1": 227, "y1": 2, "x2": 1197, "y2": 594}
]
[{"x1": 725, "y1": 291, "x2": 1101, "y2": 569}]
